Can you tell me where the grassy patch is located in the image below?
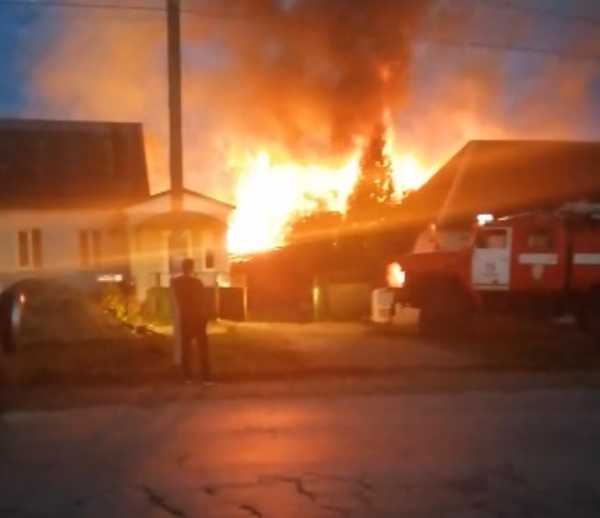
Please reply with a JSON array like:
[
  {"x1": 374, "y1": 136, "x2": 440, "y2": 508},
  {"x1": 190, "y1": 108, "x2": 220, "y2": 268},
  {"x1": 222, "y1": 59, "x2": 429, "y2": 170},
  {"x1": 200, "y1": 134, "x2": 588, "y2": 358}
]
[
  {"x1": 0, "y1": 337, "x2": 174, "y2": 385},
  {"x1": 210, "y1": 324, "x2": 306, "y2": 378},
  {"x1": 1, "y1": 280, "x2": 308, "y2": 386},
  {"x1": 0, "y1": 323, "x2": 306, "y2": 386}
]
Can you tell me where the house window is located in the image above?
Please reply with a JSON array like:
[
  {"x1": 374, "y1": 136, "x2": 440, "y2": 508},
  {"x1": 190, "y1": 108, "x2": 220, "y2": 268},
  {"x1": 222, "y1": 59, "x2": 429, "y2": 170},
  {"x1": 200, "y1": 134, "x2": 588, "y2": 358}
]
[
  {"x1": 92, "y1": 230, "x2": 102, "y2": 264},
  {"x1": 205, "y1": 249, "x2": 215, "y2": 270},
  {"x1": 80, "y1": 229, "x2": 102, "y2": 267},
  {"x1": 204, "y1": 232, "x2": 216, "y2": 270},
  {"x1": 32, "y1": 229, "x2": 42, "y2": 268},
  {"x1": 18, "y1": 229, "x2": 43, "y2": 269},
  {"x1": 164, "y1": 230, "x2": 192, "y2": 275},
  {"x1": 475, "y1": 228, "x2": 509, "y2": 249},
  {"x1": 18, "y1": 231, "x2": 29, "y2": 268},
  {"x1": 79, "y1": 231, "x2": 90, "y2": 267}
]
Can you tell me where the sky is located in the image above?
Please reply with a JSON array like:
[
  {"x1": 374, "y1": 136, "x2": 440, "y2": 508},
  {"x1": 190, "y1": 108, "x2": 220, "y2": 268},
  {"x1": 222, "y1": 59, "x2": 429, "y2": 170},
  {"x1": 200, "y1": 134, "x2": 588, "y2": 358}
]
[
  {"x1": 0, "y1": 7, "x2": 35, "y2": 112},
  {"x1": 1, "y1": 0, "x2": 599, "y2": 113},
  {"x1": 1, "y1": 0, "x2": 600, "y2": 199}
]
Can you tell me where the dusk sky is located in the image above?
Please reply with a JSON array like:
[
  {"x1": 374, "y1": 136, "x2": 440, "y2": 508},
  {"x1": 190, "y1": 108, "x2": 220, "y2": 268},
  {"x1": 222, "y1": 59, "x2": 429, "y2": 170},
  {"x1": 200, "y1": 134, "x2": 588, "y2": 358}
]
[
  {"x1": 1, "y1": 1, "x2": 600, "y2": 113},
  {"x1": 0, "y1": 7, "x2": 35, "y2": 112}
]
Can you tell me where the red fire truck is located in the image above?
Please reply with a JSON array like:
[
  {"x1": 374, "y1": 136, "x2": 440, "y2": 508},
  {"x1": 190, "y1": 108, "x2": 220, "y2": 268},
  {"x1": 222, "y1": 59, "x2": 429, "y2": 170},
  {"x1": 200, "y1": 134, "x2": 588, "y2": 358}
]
[{"x1": 387, "y1": 205, "x2": 600, "y2": 339}]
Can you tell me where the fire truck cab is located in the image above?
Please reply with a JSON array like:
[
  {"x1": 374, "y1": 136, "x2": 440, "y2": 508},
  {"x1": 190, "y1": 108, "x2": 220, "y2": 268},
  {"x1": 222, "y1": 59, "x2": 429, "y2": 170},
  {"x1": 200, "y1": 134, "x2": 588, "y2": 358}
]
[{"x1": 390, "y1": 205, "x2": 600, "y2": 338}]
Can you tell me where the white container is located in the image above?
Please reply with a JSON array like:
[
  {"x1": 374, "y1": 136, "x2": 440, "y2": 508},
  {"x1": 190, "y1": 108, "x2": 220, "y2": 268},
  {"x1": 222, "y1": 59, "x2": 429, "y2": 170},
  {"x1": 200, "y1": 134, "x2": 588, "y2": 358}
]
[{"x1": 371, "y1": 288, "x2": 395, "y2": 324}]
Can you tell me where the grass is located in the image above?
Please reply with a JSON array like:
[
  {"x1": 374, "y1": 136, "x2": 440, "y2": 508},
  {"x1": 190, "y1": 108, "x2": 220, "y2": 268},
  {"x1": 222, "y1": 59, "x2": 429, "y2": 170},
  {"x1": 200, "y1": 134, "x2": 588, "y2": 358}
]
[
  {"x1": 0, "y1": 279, "x2": 307, "y2": 386},
  {"x1": 0, "y1": 323, "x2": 308, "y2": 386}
]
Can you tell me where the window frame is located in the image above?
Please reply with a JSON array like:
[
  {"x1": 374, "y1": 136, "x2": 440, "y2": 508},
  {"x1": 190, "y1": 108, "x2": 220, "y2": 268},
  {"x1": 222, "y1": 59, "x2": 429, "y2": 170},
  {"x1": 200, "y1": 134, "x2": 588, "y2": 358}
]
[
  {"x1": 16, "y1": 228, "x2": 43, "y2": 270},
  {"x1": 79, "y1": 229, "x2": 103, "y2": 268},
  {"x1": 475, "y1": 228, "x2": 510, "y2": 250},
  {"x1": 203, "y1": 231, "x2": 216, "y2": 271}
]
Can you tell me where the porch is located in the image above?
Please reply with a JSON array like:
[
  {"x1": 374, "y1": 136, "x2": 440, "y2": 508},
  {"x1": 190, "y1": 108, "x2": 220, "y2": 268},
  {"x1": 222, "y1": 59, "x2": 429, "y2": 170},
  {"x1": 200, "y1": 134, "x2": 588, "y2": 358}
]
[{"x1": 125, "y1": 190, "x2": 234, "y2": 305}]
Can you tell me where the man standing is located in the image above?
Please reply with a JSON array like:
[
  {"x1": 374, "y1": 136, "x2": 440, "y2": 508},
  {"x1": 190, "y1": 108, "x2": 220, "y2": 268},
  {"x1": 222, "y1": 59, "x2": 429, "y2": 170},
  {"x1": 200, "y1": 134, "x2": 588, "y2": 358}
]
[{"x1": 171, "y1": 258, "x2": 210, "y2": 381}]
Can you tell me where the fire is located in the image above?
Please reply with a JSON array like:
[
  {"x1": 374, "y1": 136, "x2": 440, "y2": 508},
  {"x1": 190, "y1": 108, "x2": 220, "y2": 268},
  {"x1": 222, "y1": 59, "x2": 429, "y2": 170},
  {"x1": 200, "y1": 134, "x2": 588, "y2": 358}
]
[
  {"x1": 227, "y1": 151, "x2": 361, "y2": 255},
  {"x1": 227, "y1": 144, "x2": 433, "y2": 256},
  {"x1": 391, "y1": 153, "x2": 427, "y2": 195},
  {"x1": 387, "y1": 262, "x2": 406, "y2": 288}
]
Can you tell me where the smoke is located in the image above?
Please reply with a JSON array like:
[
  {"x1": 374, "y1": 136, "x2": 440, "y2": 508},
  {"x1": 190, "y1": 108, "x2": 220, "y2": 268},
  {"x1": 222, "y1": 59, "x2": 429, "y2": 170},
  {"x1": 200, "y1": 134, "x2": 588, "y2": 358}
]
[
  {"x1": 393, "y1": 0, "x2": 600, "y2": 168},
  {"x1": 24, "y1": 0, "x2": 431, "y2": 196},
  {"x1": 22, "y1": 0, "x2": 600, "y2": 199},
  {"x1": 25, "y1": 9, "x2": 169, "y2": 189}
]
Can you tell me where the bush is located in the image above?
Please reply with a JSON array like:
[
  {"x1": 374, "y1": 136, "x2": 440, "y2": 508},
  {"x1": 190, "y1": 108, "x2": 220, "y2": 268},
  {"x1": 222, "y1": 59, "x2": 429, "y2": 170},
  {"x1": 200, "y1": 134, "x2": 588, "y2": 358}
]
[{"x1": 100, "y1": 282, "x2": 140, "y2": 326}]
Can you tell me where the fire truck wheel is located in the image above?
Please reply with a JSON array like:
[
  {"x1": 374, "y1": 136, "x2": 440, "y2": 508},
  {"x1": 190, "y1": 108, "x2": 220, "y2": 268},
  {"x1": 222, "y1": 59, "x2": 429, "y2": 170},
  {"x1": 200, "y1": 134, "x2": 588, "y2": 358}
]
[{"x1": 419, "y1": 282, "x2": 471, "y2": 338}]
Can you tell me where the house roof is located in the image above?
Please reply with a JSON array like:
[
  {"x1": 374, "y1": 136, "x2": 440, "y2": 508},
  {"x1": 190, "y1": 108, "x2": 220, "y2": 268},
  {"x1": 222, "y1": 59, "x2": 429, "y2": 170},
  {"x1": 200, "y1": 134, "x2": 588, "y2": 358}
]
[
  {"x1": 125, "y1": 188, "x2": 234, "y2": 225},
  {"x1": 0, "y1": 118, "x2": 150, "y2": 209},
  {"x1": 149, "y1": 188, "x2": 235, "y2": 209},
  {"x1": 399, "y1": 140, "x2": 600, "y2": 226}
]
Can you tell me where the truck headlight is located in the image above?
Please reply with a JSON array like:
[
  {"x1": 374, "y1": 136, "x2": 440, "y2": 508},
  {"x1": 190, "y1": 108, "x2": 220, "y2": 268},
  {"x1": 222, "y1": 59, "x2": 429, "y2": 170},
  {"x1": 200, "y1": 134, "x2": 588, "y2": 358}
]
[{"x1": 387, "y1": 262, "x2": 406, "y2": 288}]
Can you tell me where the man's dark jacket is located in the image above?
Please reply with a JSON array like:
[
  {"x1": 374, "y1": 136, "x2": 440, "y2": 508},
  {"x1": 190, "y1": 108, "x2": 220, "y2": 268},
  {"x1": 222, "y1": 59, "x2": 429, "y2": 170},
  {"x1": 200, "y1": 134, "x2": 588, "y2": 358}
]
[{"x1": 171, "y1": 275, "x2": 206, "y2": 331}]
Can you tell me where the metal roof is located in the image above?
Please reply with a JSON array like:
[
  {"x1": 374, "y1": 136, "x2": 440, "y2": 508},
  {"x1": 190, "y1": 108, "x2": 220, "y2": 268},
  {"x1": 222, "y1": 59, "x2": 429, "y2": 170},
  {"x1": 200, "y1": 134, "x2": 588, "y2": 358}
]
[
  {"x1": 0, "y1": 118, "x2": 150, "y2": 209},
  {"x1": 400, "y1": 140, "x2": 600, "y2": 227}
]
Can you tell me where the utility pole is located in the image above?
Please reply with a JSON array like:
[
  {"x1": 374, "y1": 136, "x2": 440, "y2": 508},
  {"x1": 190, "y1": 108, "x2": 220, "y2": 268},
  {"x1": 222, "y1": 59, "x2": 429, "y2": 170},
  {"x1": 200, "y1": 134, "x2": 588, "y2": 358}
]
[{"x1": 167, "y1": 0, "x2": 183, "y2": 212}]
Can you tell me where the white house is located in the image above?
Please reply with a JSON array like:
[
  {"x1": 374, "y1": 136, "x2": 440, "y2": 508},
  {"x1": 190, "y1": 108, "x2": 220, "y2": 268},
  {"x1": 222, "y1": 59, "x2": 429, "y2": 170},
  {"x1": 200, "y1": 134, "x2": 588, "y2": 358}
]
[
  {"x1": 125, "y1": 188, "x2": 233, "y2": 303},
  {"x1": 0, "y1": 118, "x2": 234, "y2": 304}
]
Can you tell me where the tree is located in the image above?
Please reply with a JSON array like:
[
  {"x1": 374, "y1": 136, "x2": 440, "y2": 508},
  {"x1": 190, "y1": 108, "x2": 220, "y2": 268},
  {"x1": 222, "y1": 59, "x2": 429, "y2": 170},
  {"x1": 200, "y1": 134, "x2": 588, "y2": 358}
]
[{"x1": 346, "y1": 123, "x2": 395, "y2": 221}]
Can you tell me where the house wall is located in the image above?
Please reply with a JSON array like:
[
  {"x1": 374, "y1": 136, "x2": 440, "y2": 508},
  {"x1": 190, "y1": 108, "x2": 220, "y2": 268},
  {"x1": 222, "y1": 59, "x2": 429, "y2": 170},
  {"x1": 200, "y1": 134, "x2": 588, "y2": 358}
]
[
  {"x1": 130, "y1": 220, "x2": 229, "y2": 304},
  {"x1": 0, "y1": 209, "x2": 129, "y2": 292}
]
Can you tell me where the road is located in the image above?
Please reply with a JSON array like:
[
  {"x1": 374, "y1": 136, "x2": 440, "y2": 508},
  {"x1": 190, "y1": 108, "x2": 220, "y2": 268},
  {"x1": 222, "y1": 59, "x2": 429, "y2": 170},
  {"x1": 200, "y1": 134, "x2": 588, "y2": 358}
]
[{"x1": 3, "y1": 385, "x2": 600, "y2": 517}]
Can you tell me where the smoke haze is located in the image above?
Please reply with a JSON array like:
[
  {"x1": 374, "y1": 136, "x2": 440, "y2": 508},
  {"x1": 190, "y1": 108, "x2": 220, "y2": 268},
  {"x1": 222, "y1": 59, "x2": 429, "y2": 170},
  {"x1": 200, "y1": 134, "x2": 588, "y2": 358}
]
[
  {"x1": 25, "y1": 0, "x2": 430, "y2": 196},
  {"x1": 22, "y1": 0, "x2": 600, "y2": 198}
]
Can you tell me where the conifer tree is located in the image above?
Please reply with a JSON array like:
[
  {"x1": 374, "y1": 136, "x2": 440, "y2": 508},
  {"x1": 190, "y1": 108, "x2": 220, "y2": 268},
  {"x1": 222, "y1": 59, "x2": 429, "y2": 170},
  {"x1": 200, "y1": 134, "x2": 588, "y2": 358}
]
[{"x1": 347, "y1": 123, "x2": 394, "y2": 221}]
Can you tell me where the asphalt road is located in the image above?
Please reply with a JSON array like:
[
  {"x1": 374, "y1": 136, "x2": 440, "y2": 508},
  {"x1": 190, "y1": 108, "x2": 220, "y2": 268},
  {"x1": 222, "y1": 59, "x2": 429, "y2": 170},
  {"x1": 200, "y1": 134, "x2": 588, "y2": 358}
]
[{"x1": 3, "y1": 387, "x2": 600, "y2": 517}]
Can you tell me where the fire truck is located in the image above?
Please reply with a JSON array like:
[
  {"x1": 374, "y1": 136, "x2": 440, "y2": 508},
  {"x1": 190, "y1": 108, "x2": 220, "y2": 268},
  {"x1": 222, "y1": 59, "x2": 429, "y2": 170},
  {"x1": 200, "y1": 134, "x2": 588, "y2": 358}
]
[{"x1": 382, "y1": 205, "x2": 600, "y2": 339}]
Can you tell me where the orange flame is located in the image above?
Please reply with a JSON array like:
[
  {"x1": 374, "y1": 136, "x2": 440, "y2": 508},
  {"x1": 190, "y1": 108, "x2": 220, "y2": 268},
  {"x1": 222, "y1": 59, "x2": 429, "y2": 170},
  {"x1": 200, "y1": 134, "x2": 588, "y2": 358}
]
[
  {"x1": 387, "y1": 262, "x2": 406, "y2": 288},
  {"x1": 227, "y1": 139, "x2": 433, "y2": 256}
]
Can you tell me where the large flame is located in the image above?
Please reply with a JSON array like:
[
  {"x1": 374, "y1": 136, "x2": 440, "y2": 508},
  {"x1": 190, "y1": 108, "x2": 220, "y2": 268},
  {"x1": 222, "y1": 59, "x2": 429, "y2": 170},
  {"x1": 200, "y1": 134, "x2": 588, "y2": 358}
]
[
  {"x1": 227, "y1": 150, "x2": 361, "y2": 255},
  {"x1": 227, "y1": 139, "x2": 432, "y2": 256}
]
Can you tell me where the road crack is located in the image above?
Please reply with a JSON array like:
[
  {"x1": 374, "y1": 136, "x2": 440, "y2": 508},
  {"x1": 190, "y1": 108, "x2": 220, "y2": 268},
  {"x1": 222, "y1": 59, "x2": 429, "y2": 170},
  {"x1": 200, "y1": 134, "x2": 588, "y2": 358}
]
[
  {"x1": 141, "y1": 485, "x2": 186, "y2": 517},
  {"x1": 259, "y1": 475, "x2": 317, "y2": 502},
  {"x1": 239, "y1": 503, "x2": 263, "y2": 517}
]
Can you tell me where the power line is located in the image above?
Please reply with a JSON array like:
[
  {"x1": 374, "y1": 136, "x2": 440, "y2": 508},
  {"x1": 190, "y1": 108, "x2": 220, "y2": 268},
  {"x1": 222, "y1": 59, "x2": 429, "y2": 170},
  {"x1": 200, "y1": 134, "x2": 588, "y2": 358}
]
[
  {"x1": 0, "y1": 0, "x2": 303, "y2": 21},
  {"x1": 417, "y1": 35, "x2": 600, "y2": 64},
  {"x1": 2, "y1": 0, "x2": 600, "y2": 64},
  {"x1": 0, "y1": 0, "x2": 163, "y2": 12},
  {"x1": 3, "y1": 0, "x2": 600, "y2": 28},
  {"x1": 477, "y1": 0, "x2": 600, "y2": 28}
]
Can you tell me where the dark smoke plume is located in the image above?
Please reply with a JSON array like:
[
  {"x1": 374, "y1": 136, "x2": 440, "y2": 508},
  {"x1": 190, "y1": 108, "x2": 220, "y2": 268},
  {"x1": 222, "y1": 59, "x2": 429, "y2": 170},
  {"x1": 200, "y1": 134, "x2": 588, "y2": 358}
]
[
  {"x1": 190, "y1": 0, "x2": 432, "y2": 155},
  {"x1": 26, "y1": 0, "x2": 432, "y2": 194}
]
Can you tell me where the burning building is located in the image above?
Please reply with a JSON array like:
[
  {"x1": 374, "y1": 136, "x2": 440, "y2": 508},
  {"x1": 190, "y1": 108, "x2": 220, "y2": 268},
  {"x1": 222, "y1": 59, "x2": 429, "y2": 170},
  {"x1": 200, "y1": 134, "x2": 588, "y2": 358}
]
[
  {"x1": 14, "y1": 0, "x2": 600, "y2": 320},
  {"x1": 234, "y1": 139, "x2": 600, "y2": 321}
]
